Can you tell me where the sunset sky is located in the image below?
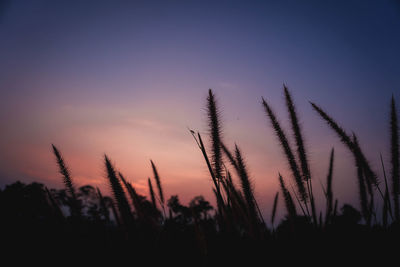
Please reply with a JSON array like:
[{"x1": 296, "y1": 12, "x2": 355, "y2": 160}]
[{"x1": 1, "y1": 0, "x2": 400, "y2": 219}]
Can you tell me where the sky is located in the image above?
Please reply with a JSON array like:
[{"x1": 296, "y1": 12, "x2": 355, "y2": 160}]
[{"x1": 0, "y1": 0, "x2": 400, "y2": 220}]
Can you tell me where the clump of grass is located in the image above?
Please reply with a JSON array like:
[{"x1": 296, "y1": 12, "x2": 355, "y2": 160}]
[
  {"x1": 222, "y1": 170, "x2": 249, "y2": 226},
  {"x1": 192, "y1": 89, "x2": 267, "y2": 235},
  {"x1": 222, "y1": 143, "x2": 260, "y2": 222},
  {"x1": 310, "y1": 101, "x2": 385, "y2": 223},
  {"x1": 278, "y1": 174, "x2": 297, "y2": 219}
]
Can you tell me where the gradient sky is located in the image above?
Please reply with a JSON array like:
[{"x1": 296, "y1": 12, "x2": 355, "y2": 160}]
[{"x1": 1, "y1": 0, "x2": 400, "y2": 220}]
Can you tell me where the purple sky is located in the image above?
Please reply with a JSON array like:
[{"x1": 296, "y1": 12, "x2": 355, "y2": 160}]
[{"x1": 1, "y1": 0, "x2": 400, "y2": 220}]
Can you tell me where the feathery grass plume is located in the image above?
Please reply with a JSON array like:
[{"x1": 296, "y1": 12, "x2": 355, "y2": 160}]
[
  {"x1": 279, "y1": 174, "x2": 297, "y2": 219},
  {"x1": 118, "y1": 172, "x2": 143, "y2": 218},
  {"x1": 311, "y1": 102, "x2": 384, "y2": 216},
  {"x1": 52, "y1": 144, "x2": 81, "y2": 217},
  {"x1": 207, "y1": 89, "x2": 223, "y2": 181},
  {"x1": 284, "y1": 86, "x2": 311, "y2": 182},
  {"x1": 234, "y1": 144, "x2": 259, "y2": 222},
  {"x1": 325, "y1": 148, "x2": 335, "y2": 224},
  {"x1": 52, "y1": 145, "x2": 75, "y2": 197},
  {"x1": 118, "y1": 172, "x2": 135, "y2": 204},
  {"x1": 310, "y1": 102, "x2": 353, "y2": 147},
  {"x1": 262, "y1": 98, "x2": 308, "y2": 204},
  {"x1": 311, "y1": 99, "x2": 378, "y2": 199},
  {"x1": 271, "y1": 192, "x2": 279, "y2": 228},
  {"x1": 390, "y1": 96, "x2": 399, "y2": 221},
  {"x1": 96, "y1": 187, "x2": 110, "y2": 222},
  {"x1": 310, "y1": 102, "x2": 381, "y2": 189},
  {"x1": 284, "y1": 86, "x2": 317, "y2": 224},
  {"x1": 104, "y1": 155, "x2": 133, "y2": 226},
  {"x1": 127, "y1": 182, "x2": 145, "y2": 219},
  {"x1": 148, "y1": 177, "x2": 157, "y2": 210},
  {"x1": 150, "y1": 160, "x2": 164, "y2": 205}
]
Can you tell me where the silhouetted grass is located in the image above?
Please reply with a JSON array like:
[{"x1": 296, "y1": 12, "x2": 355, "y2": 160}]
[
  {"x1": 207, "y1": 89, "x2": 224, "y2": 181},
  {"x1": 352, "y1": 135, "x2": 371, "y2": 224},
  {"x1": 380, "y1": 153, "x2": 393, "y2": 225},
  {"x1": 118, "y1": 172, "x2": 141, "y2": 217},
  {"x1": 148, "y1": 177, "x2": 157, "y2": 211},
  {"x1": 52, "y1": 144, "x2": 82, "y2": 217},
  {"x1": 310, "y1": 102, "x2": 381, "y2": 190},
  {"x1": 104, "y1": 155, "x2": 134, "y2": 226},
  {"x1": 391, "y1": 96, "x2": 399, "y2": 221},
  {"x1": 325, "y1": 148, "x2": 335, "y2": 225},
  {"x1": 4, "y1": 88, "x2": 400, "y2": 265},
  {"x1": 234, "y1": 144, "x2": 261, "y2": 233},
  {"x1": 284, "y1": 86, "x2": 317, "y2": 224},
  {"x1": 221, "y1": 142, "x2": 239, "y2": 170},
  {"x1": 278, "y1": 174, "x2": 297, "y2": 219},
  {"x1": 262, "y1": 98, "x2": 308, "y2": 207},
  {"x1": 271, "y1": 192, "x2": 279, "y2": 228},
  {"x1": 151, "y1": 160, "x2": 164, "y2": 205},
  {"x1": 190, "y1": 130, "x2": 226, "y2": 216}
]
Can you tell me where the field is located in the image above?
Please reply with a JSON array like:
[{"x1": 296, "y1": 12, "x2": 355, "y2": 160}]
[{"x1": 1, "y1": 87, "x2": 399, "y2": 265}]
